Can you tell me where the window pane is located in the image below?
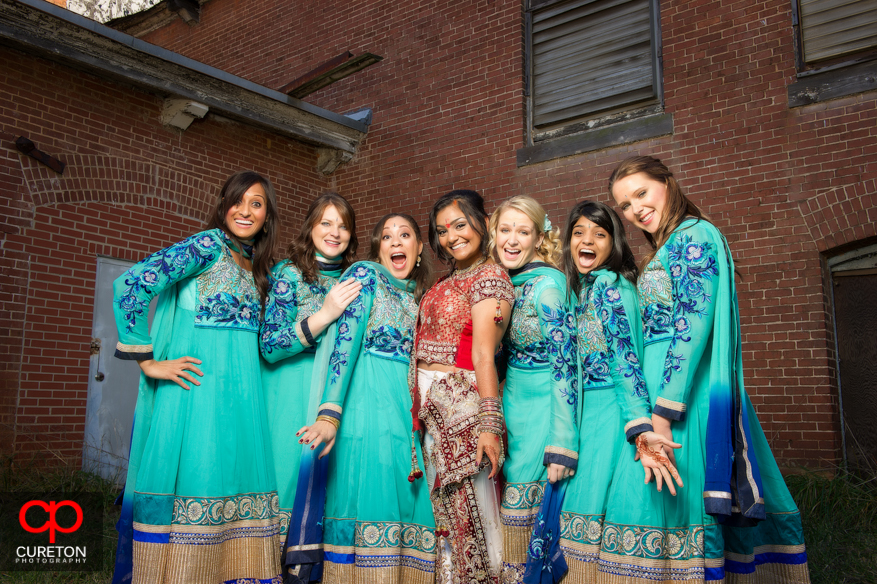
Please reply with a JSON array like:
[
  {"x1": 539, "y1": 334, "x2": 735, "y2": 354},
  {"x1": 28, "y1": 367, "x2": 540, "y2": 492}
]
[
  {"x1": 531, "y1": 0, "x2": 655, "y2": 130},
  {"x1": 799, "y1": 0, "x2": 877, "y2": 63}
]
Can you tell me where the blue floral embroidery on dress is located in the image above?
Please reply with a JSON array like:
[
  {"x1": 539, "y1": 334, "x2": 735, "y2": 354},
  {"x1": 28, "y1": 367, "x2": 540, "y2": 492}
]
[
  {"x1": 259, "y1": 263, "x2": 338, "y2": 356},
  {"x1": 638, "y1": 257, "x2": 673, "y2": 343},
  {"x1": 540, "y1": 300, "x2": 578, "y2": 415},
  {"x1": 194, "y1": 243, "x2": 260, "y2": 332},
  {"x1": 576, "y1": 285, "x2": 613, "y2": 391},
  {"x1": 661, "y1": 233, "x2": 718, "y2": 387},
  {"x1": 196, "y1": 292, "x2": 256, "y2": 327},
  {"x1": 260, "y1": 273, "x2": 299, "y2": 354},
  {"x1": 327, "y1": 264, "x2": 416, "y2": 385},
  {"x1": 363, "y1": 325, "x2": 414, "y2": 360},
  {"x1": 592, "y1": 282, "x2": 648, "y2": 399},
  {"x1": 506, "y1": 279, "x2": 549, "y2": 368},
  {"x1": 116, "y1": 232, "x2": 220, "y2": 332},
  {"x1": 364, "y1": 271, "x2": 416, "y2": 364}
]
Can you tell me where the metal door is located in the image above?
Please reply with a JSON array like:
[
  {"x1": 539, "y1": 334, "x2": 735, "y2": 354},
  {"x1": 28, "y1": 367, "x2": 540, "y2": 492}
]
[
  {"x1": 832, "y1": 271, "x2": 877, "y2": 469},
  {"x1": 82, "y1": 257, "x2": 154, "y2": 482}
]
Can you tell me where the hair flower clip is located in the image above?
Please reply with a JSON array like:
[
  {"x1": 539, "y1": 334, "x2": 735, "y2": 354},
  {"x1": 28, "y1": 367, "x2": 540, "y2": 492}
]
[{"x1": 543, "y1": 215, "x2": 552, "y2": 232}]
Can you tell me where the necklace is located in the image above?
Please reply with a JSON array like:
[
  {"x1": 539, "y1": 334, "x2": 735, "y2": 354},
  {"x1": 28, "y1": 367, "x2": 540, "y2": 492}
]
[{"x1": 452, "y1": 256, "x2": 487, "y2": 277}]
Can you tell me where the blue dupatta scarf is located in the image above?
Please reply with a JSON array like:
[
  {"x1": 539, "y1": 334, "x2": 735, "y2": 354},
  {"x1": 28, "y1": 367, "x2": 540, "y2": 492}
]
[
  {"x1": 508, "y1": 262, "x2": 574, "y2": 584},
  {"x1": 282, "y1": 261, "x2": 413, "y2": 582}
]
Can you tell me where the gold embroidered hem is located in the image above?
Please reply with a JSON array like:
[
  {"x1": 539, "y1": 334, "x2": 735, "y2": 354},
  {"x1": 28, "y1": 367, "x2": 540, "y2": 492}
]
[
  {"x1": 132, "y1": 517, "x2": 281, "y2": 584},
  {"x1": 500, "y1": 481, "x2": 545, "y2": 574},
  {"x1": 323, "y1": 560, "x2": 436, "y2": 584}
]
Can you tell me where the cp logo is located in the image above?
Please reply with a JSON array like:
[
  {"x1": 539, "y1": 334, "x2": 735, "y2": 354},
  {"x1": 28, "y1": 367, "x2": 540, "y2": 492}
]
[{"x1": 19, "y1": 500, "x2": 83, "y2": 543}]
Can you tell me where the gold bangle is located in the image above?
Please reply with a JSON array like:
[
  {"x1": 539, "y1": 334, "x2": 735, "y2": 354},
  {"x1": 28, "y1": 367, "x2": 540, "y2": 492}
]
[{"x1": 316, "y1": 415, "x2": 340, "y2": 430}]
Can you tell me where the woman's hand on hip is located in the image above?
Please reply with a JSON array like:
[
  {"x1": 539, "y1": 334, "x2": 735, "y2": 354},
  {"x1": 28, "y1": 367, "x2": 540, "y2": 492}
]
[{"x1": 137, "y1": 356, "x2": 203, "y2": 390}]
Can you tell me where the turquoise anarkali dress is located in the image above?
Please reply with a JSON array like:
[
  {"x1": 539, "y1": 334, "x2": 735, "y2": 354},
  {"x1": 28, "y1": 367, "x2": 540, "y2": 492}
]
[
  {"x1": 500, "y1": 263, "x2": 578, "y2": 583},
  {"x1": 610, "y1": 218, "x2": 809, "y2": 582},
  {"x1": 559, "y1": 268, "x2": 654, "y2": 583},
  {"x1": 310, "y1": 261, "x2": 436, "y2": 583},
  {"x1": 111, "y1": 229, "x2": 281, "y2": 584},
  {"x1": 259, "y1": 259, "x2": 342, "y2": 537}
]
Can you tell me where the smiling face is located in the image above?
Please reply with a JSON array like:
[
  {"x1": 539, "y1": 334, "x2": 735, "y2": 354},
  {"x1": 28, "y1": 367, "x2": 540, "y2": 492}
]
[
  {"x1": 378, "y1": 216, "x2": 423, "y2": 279},
  {"x1": 311, "y1": 204, "x2": 351, "y2": 259},
  {"x1": 224, "y1": 182, "x2": 267, "y2": 240},
  {"x1": 435, "y1": 204, "x2": 483, "y2": 268},
  {"x1": 494, "y1": 208, "x2": 542, "y2": 270},
  {"x1": 569, "y1": 216, "x2": 612, "y2": 274},
  {"x1": 611, "y1": 172, "x2": 669, "y2": 234}
]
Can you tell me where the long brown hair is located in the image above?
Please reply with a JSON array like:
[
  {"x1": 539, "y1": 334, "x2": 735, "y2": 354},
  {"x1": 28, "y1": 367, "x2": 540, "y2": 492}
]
[
  {"x1": 608, "y1": 155, "x2": 708, "y2": 268},
  {"x1": 286, "y1": 192, "x2": 358, "y2": 283},
  {"x1": 427, "y1": 189, "x2": 490, "y2": 268},
  {"x1": 204, "y1": 170, "x2": 279, "y2": 310},
  {"x1": 561, "y1": 200, "x2": 638, "y2": 300},
  {"x1": 368, "y1": 213, "x2": 434, "y2": 303}
]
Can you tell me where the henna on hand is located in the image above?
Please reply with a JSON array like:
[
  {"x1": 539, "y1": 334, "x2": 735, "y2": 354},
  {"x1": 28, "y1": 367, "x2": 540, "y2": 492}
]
[{"x1": 636, "y1": 433, "x2": 682, "y2": 484}]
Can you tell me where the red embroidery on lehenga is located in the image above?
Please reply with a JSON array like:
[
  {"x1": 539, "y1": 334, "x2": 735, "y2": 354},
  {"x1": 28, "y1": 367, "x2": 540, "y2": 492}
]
[
  {"x1": 420, "y1": 371, "x2": 498, "y2": 584},
  {"x1": 435, "y1": 479, "x2": 495, "y2": 584},
  {"x1": 413, "y1": 263, "x2": 513, "y2": 368},
  {"x1": 409, "y1": 262, "x2": 513, "y2": 430},
  {"x1": 409, "y1": 263, "x2": 511, "y2": 583},
  {"x1": 420, "y1": 372, "x2": 483, "y2": 487}
]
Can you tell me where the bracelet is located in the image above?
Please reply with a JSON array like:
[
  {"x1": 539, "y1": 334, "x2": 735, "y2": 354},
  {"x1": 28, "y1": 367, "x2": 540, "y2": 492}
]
[
  {"x1": 300, "y1": 317, "x2": 316, "y2": 347},
  {"x1": 316, "y1": 415, "x2": 340, "y2": 430},
  {"x1": 477, "y1": 414, "x2": 504, "y2": 436},
  {"x1": 478, "y1": 396, "x2": 503, "y2": 415}
]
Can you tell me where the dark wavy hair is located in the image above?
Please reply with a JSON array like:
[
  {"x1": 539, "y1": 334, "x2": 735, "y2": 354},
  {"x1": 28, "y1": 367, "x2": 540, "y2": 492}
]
[
  {"x1": 427, "y1": 189, "x2": 490, "y2": 268},
  {"x1": 608, "y1": 155, "x2": 708, "y2": 268},
  {"x1": 368, "y1": 213, "x2": 434, "y2": 303},
  {"x1": 562, "y1": 200, "x2": 638, "y2": 300},
  {"x1": 286, "y1": 192, "x2": 358, "y2": 283},
  {"x1": 205, "y1": 170, "x2": 279, "y2": 310}
]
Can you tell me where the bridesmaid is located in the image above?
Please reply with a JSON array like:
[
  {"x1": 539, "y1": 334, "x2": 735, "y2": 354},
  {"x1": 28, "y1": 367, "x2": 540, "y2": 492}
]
[
  {"x1": 297, "y1": 213, "x2": 437, "y2": 584},
  {"x1": 486, "y1": 195, "x2": 578, "y2": 583},
  {"x1": 557, "y1": 200, "x2": 680, "y2": 582},
  {"x1": 112, "y1": 171, "x2": 282, "y2": 584},
  {"x1": 608, "y1": 155, "x2": 809, "y2": 582},
  {"x1": 259, "y1": 192, "x2": 360, "y2": 538}
]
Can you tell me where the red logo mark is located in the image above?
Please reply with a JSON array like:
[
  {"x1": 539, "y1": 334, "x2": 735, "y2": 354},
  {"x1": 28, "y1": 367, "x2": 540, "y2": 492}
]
[{"x1": 19, "y1": 500, "x2": 83, "y2": 543}]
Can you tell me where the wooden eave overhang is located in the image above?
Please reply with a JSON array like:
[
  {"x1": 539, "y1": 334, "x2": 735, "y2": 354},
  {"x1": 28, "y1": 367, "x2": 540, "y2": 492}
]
[{"x1": 0, "y1": 0, "x2": 368, "y2": 156}]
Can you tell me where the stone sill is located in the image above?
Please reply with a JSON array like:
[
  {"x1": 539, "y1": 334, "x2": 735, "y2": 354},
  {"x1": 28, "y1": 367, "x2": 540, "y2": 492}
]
[{"x1": 517, "y1": 113, "x2": 673, "y2": 167}]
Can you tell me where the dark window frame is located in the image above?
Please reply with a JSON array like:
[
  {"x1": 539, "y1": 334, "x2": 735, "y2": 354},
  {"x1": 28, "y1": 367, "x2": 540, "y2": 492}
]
[
  {"x1": 524, "y1": 0, "x2": 664, "y2": 146},
  {"x1": 791, "y1": 0, "x2": 877, "y2": 74},
  {"x1": 788, "y1": 0, "x2": 877, "y2": 107},
  {"x1": 519, "y1": 0, "x2": 670, "y2": 165}
]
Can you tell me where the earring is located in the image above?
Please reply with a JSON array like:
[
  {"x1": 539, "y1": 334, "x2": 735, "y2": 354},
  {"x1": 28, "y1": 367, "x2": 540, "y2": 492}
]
[{"x1": 416, "y1": 255, "x2": 421, "y2": 267}]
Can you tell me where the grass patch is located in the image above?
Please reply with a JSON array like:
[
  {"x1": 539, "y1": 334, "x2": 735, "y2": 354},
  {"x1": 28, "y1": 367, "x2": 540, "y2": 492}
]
[
  {"x1": 0, "y1": 456, "x2": 120, "y2": 584},
  {"x1": 786, "y1": 468, "x2": 877, "y2": 584},
  {"x1": 1, "y1": 455, "x2": 874, "y2": 583}
]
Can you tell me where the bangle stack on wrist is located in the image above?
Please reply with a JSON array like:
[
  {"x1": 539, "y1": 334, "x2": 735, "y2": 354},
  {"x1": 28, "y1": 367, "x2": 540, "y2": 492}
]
[
  {"x1": 477, "y1": 396, "x2": 504, "y2": 436},
  {"x1": 316, "y1": 415, "x2": 340, "y2": 430}
]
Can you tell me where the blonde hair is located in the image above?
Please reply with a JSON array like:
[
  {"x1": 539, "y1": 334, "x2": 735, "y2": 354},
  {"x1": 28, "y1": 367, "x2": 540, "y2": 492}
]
[{"x1": 488, "y1": 195, "x2": 562, "y2": 268}]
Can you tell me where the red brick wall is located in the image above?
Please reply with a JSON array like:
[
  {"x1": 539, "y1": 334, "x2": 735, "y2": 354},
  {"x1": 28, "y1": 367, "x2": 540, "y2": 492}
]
[
  {"x1": 0, "y1": 45, "x2": 332, "y2": 463},
  {"x1": 130, "y1": 0, "x2": 877, "y2": 468}
]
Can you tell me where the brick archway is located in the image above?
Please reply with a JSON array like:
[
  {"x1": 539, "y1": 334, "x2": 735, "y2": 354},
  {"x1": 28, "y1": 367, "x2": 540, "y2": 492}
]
[
  {"x1": 797, "y1": 179, "x2": 877, "y2": 252},
  {"x1": 19, "y1": 152, "x2": 213, "y2": 223}
]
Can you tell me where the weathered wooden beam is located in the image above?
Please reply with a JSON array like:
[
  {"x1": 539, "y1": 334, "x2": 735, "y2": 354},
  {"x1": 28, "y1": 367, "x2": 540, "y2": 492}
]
[
  {"x1": 279, "y1": 51, "x2": 353, "y2": 95},
  {"x1": 282, "y1": 52, "x2": 383, "y2": 99},
  {"x1": 167, "y1": 0, "x2": 200, "y2": 24},
  {"x1": 0, "y1": 0, "x2": 368, "y2": 159}
]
